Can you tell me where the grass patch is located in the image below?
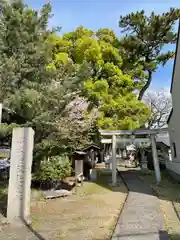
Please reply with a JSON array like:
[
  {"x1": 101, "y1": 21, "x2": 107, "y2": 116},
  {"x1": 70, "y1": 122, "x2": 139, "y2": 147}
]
[
  {"x1": 140, "y1": 170, "x2": 180, "y2": 202},
  {"x1": 139, "y1": 170, "x2": 180, "y2": 240},
  {"x1": 31, "y1": 169, "x2": 128, "y2": 240},
  {"x1": 0, "y1": 172, "x2": 128, "y2": 239},
  {"x1": 73, "y1": 181, "x2": 111, "y2": 197},
  {"x1": 31, "y1": 188, "x2": 45, "y2": 201}
]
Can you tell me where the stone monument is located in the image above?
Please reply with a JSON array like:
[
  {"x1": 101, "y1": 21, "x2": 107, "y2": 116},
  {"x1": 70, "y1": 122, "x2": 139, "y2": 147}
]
[
  {"x1": 90, "y1": 168, "x2": 97, "y2": 181},
  {"x1": 75, "y1": 158, "x2": 83, "y2": 184},
  {"x1": 7, "y1": 127, "x2": 34, "y2": 223}
]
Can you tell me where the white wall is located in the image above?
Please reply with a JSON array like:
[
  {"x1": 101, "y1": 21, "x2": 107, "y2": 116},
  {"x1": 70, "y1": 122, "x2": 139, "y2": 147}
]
[
  {"x1": 166, "y1": 160, "x2": 180, "y2": 176},
  {"x1": 168, "y1": 26, "x2": 180, "y2": 164},
  {"x1": 168, "y1": 111, "x2": 180, "y2": 163},
  {"x1": 167, "y1": 111, "x2": 180, "y2": 176},
  {"x1": 171, "y1": 27, "x2": 180, "y2": 105}
]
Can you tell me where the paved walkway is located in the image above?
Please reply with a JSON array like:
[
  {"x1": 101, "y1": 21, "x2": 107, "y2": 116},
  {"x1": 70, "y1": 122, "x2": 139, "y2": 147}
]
[
  {"x1": 0, "y1": 220, "x2": 40, "y2": 239},
  {"x1": 112, "y1": 169, "x2": 168, "y2": 240},
  {"x1": 0, "y1": 212, "x2": 44, "y2": 240}
]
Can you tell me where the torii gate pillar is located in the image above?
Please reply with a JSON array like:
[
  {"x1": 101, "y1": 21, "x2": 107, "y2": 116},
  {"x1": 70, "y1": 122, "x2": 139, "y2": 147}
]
[
  {"x1": 112, "y1": 135, "x2": 117, "y2": 185},
  {"x1": 151, "y1": 134, "x2": 161, "y2": 184}
]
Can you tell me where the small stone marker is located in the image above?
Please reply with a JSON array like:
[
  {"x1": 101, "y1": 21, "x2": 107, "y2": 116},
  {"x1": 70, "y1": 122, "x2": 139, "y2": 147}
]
[
  {"x1": 7, "y1": 127, "x2": 34, "y2": 224},
  {"x1": 90, "y1": 169, "x2": 97, "y2": 181},
  {"x1": 73, "y1": 151, "x2": 85, "y2": 185},
  {"x1": 75, "y1": 159, "x2": 83, "y2": 186},
  {"x1": 141, "y1": 153, "x2": 148, "y2": 169},
  {"x1": 141, "y1": 162, "x2": 147, "y2": 169},
  {"x1": 75, "y1": 159, "x2": 83, "y2": 177}
]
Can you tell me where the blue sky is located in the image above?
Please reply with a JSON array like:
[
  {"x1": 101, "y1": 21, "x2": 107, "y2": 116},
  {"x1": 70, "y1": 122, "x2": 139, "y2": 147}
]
[{"x1": 25, "y1": 0, "x2": 180, "y2": 91}]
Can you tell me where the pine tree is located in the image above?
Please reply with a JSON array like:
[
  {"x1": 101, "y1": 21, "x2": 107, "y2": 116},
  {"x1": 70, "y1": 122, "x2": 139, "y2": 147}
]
[
  {"x1": 0, "y1": 2, "x2": 95, "y2": 165},
  {"x1": 119, "y1": 9, "x2": 180, "y2": 100}
]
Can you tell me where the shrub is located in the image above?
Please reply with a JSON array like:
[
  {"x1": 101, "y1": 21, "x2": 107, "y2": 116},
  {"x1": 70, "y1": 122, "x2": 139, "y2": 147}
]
[{"x1": 34, "y1": 155, "x2": 72, "y2": 181}]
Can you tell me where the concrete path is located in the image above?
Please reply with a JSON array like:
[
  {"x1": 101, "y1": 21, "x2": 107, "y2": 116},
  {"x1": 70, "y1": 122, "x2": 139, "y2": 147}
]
[
  {"x1": 112, "y1": 169, "x2": 168, "y2": 240},
  {"x1": 0, "y1": 221, "x2": 40, "y2": 239}
]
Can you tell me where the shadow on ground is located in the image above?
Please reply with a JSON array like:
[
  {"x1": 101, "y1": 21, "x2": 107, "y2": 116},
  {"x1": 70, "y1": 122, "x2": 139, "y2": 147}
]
[
  {"x1": 31, "y1": 179, "x2": 75, "y2": 191},
  {"x1": 0, "y1": 181, "x2": 46, "y2": 240},
  {"x1": 94, "y1": 166, "x2": 180, "y2": 239},
  {"x1": 94, "y1": 165, "x2": 180, "y2": 206},
  {"x1": 118, "y1": 168, "x2": 180, "y2": 205},
  {"x1": 22, "y1": 219, "x2": 46, "y2": 240},
  {"x1": 114, "y1": 231, "x2": 178, "y2": 239},
  {"x1": 168, "y1": 234, "x2": 180, "y2": 240}
]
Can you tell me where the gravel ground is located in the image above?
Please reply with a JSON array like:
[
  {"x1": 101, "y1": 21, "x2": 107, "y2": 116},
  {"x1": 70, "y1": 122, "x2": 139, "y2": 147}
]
[{"x1": 30, "y1": 171, "x2": 128, "y2": 240}]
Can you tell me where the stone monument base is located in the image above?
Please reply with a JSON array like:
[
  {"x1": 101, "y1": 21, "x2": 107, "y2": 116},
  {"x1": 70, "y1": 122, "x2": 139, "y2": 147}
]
[{"x1": 7, "y1": 216, "x2": 32, "y2": 226}]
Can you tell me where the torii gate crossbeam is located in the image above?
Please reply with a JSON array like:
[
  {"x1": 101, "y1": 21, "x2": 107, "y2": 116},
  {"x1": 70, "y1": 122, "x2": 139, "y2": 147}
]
[{"x1": 99, "y1": 128, "x2": 168, "y2": 185}]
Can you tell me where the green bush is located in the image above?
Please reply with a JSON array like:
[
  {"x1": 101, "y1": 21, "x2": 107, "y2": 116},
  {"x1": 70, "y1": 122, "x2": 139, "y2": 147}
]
[
  {"x1": 0, "y1": 123, "x2": 18, "y2": 144},
  {"x1": 34, "y1": 155, "x2": 72, "y2": 181}
]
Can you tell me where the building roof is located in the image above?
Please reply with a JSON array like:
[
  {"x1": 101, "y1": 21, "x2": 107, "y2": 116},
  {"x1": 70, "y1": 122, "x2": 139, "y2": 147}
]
[
  {"x1": 156, "y1": 134, "x2": 170, "y2": 147},
  {"x1": 82, "y1": 144, "x2": 100, "y2": 151},
  {"x1": 74, "y1": 151, "x2": 86, "y2": 155}
]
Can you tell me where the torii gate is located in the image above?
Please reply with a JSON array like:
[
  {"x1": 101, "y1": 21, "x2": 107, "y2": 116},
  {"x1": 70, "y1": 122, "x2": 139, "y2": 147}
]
[{"x1": 99, "y1": 128, "x2": 169, "y2": 185}]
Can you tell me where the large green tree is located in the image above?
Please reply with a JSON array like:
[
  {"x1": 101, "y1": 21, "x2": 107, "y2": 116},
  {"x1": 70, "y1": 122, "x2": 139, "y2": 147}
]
[
  {"x1": 0, "y1": 1, "x2": 96, "y2": 165},
  {"x1": 119, "y1": 9, "x2": 180, "y2": 100},
  {"x1": 49, "y1": 26, "x2": 150, "y2": 130}
]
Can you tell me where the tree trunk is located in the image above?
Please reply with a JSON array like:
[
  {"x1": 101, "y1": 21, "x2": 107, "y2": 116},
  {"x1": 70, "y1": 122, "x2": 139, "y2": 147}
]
[{"x1": 138, "y1": 71, "x2": 152, "y2": 101}]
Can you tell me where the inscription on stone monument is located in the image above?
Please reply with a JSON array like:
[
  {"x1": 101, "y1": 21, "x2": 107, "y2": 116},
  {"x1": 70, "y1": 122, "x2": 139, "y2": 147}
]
[{"x1": 7, "y1": 128, "x2": 34, "y2": 223}]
